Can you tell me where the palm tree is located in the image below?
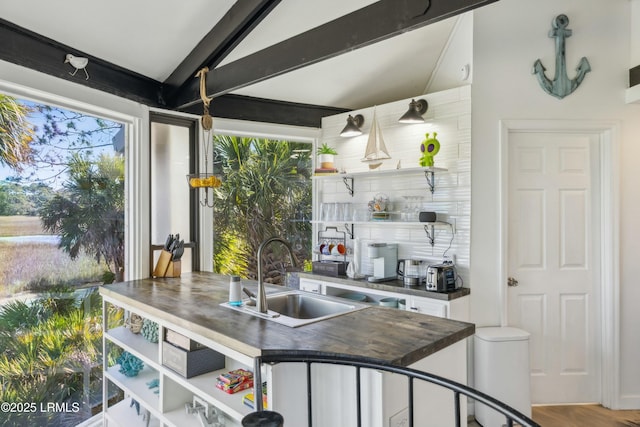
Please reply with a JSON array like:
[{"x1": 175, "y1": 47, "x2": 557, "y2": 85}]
[
  {"x1": 0, "y1": 94, "x2": 34, "y2": 171},
  {"x1": 40, "y1": 153, "x2": 125, "y2": 281},
  {"x1": 212, "y1": 135, "x2": 312, "y2": 281},
  {"x1": 0, "y1": 288, "x2": 104, "y2": 426}
]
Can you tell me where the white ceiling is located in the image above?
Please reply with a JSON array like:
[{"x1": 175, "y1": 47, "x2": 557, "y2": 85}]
[
  {"x1": 1, "y1": 0, "x2": 460, "y2": 110},
  {"x1": 219, "y1": 0, "x2": 382, "y2": 66},
  {"x1": 232, "y1": 18, "x2": 456, "y2": 109},
  {"x1": 1, "y1": 0, "x2": 234, "y2": 81}
]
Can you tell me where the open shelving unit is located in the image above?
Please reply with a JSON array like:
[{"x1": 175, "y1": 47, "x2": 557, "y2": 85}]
[
  {"x1": 313, "y1": 166, "x2": 448, "y2": 195},
  {"x1": 102, "y1": 299, "x2": 253, "y2": 427},
  {"x1": 313, "y1": 167, "x2": 455, "y2": 247}
]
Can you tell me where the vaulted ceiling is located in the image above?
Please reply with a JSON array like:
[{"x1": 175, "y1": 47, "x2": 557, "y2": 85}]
[{"x1": 0, "y1": 0, "x2": 497, "y2": 126}]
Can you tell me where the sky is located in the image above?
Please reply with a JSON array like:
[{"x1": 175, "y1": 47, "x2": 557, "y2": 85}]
[{"x1": 0, "y1": 97, "x2": 122, "y2": 188}]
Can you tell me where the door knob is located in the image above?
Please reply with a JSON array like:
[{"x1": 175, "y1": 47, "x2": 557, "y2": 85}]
[{"x1": 507, "y1": 277, "x2": 519, "y2": 287}]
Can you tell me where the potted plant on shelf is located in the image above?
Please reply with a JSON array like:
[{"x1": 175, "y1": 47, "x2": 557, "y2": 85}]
[{"x1": 317, "y1": 143, "x2": 338, "y2": 169}]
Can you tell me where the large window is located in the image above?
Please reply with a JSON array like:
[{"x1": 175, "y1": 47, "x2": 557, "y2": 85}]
[
  {"x1": 149, "y1": 117, "x2": 314, "y2": 281},
  {"x1": 0, "y1": 94, "x2": 124, "y2": 425},
  {"x1": 211, "y1": 134, "x2": 312, "y2": 283}
]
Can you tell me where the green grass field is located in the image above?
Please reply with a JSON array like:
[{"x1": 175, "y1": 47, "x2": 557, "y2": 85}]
[{"x1": 0, "y1": 216, "x2": 105, "y2": 296}]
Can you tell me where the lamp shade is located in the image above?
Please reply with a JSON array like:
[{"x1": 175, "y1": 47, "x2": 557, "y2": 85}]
[
  {"x1": 340, "y1": 114, "x2": 364, "y2": 137},
  {"x1": 398, "y1": 99, "x2": 428, "y2": 123}
]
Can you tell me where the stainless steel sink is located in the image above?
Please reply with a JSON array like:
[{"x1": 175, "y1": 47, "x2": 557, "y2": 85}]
[{"x1": 221, "y1": 290, "x2": 368, "y2": 327}]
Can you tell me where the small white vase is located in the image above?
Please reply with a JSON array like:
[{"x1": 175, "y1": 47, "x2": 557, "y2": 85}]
[{"x1": 318, "y1": 154, "x2": 335, "y2": 169}]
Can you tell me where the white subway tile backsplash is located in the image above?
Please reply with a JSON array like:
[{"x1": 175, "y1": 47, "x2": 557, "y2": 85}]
[
  {"x1": 316, "y1": 87, "x2": 471, "y2": 284},
  {"x1": 457, "y1": 172, "x2": 471, "y2": 188},
  {"x1": 458, "y1": 142, "x2": 472, "y2": 159},
  {"x1": 458, "y1": 113, "x2": 472, "y2": 131}
]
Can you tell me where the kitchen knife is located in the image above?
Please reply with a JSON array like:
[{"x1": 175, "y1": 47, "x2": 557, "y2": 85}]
[
  {"x1": 163, "y1": 234, "x2": 173, "y2": 251},
  {"x1": 172, "y1": 240, "x2": 184, "y2": 260}
]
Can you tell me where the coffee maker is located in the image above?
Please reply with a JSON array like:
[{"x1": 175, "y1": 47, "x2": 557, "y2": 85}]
[{"x1": 367, "y1": 243, "x2": 398, "y2": 282}]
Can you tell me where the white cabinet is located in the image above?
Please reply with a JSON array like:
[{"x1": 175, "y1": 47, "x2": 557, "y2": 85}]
[
  {"x1": 302, "y1": 277, "x2": 469, "y2": 321},
  {"x1": 407, "y1": 296, "x2": 448, "y2": 318},
  {"x1": 295, "y1": 277, "x2": 469, "y2": 427},
  {"x1": 102, "y1": 297, "x2": 254, "y2": 427},
  {"x1": 405, "y1": 294, "x2": 469, "y2": 321},
  {"x1": 406, "y1": 294, "x2": 470, "y2": 321}
]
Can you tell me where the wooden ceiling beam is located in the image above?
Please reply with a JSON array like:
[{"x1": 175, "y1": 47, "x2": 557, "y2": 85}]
[
  {"x1": 1, "y1": 0, "x2": 500, "y2": 126},
  {"x1": 163, "y1": 0, "x2": 281, "y2": 101},
  {"x1": 0, "y1": 18, "x2": 163, "y2": 107},
  {"x1": 0, "y1": 16, "x2": 342, "y2": 127},
  {"x1": 172, "y1": 0, "x2": 499, "y2": 109},
  {"x1": 181, "y1": 94, "x2": 347, "y2": 128}
]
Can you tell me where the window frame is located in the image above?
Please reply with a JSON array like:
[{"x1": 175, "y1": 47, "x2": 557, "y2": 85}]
[
  {"x1": 205, "y1": 118, "x2": 320, "y2": 275},
  {"x1": 149, "y1": 112, "x2": 200, "y2": 273}
]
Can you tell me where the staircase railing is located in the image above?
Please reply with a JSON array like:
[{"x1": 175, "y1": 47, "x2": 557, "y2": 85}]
[{"x1": 243, "y1": 351, "x2": 540, "y2": 427}]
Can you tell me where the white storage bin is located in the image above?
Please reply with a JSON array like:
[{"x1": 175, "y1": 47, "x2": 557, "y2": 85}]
[{"x1": 474, "y1": 327, "x2": 531, "y2": 427}]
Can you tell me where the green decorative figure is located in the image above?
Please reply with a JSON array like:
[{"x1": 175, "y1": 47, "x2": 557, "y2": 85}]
[{"x1": 419, "y1": 132, "x2": 440, "y2": 167}]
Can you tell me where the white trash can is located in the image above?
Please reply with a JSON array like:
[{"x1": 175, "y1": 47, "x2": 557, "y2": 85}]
[{"x1": 474, "y1": 327, "x2": 531, "y2": 427}]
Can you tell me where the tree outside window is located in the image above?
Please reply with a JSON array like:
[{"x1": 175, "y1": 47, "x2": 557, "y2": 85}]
[
  {"x1": 212, "y1": 135, "x2": 312, "y2": 283},
  {"x1": 0, "y1": 93, "x2": 123, "y2": 425}
]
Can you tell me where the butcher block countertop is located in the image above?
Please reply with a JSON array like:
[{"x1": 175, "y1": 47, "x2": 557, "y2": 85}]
[{"x1": 100, "y1": 272, "x2": 474, "y2": 367}]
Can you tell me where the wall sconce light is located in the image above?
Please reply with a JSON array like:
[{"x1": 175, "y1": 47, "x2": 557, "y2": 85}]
[
  {"x1": 398, "y1": 99, "x2": 428, "y2": 123},
  {"x1": 340, "y1": 114, "x2": 365, "y2": 137}
]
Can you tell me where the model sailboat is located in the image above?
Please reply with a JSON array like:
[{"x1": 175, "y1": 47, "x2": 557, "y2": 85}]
[{"x1": 361, "y1": 109, "x2": 391, "y2": 169}]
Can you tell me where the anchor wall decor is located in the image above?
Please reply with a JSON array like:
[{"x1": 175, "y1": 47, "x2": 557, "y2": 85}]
[{"x1": 532, "y1": 14, "x2": 591, "y2": 99}]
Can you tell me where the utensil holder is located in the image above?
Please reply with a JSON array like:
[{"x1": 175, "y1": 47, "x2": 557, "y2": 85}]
[{"x1": 153, "y1": 249, "x2": 181, "y2": 278}]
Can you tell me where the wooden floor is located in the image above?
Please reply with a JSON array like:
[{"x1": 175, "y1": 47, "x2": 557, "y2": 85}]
[
  {"x1": 531, "y1": 405, "x2": 640, "y2": 427},
  {"x1": 469, "y1": 405, "x2": 640, "y2": 426}
]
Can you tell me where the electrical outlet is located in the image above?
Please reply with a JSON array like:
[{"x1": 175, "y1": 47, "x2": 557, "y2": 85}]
[
  {"x1": 389, "y1": 408, "x2": 409, "y2": 427},
  {"x1": 442, "y1": 252, "x2": 457, "y2": 265}
]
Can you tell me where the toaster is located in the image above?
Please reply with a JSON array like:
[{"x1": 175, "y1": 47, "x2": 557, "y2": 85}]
[{"x1": 426, "y1": 263, "x2": 458, "y2": 292}]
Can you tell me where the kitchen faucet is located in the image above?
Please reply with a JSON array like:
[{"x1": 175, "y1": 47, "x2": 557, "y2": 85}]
[{"x1": 256, "y1": 237, "x2": 297, "y2": 314}]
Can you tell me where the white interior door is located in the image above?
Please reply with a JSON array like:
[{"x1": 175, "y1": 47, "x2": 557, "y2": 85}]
[{"x1": 506, "y1": 130, "x2": 601, "y2": 404}]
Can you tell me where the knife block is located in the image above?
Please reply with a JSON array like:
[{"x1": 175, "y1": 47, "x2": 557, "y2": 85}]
[
  {"x1": 153, "y1": 250, "x2": 181, "y2": 278},
  {"x1": 164, "y1": 260, "x2": 181, "y2": 277}
]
